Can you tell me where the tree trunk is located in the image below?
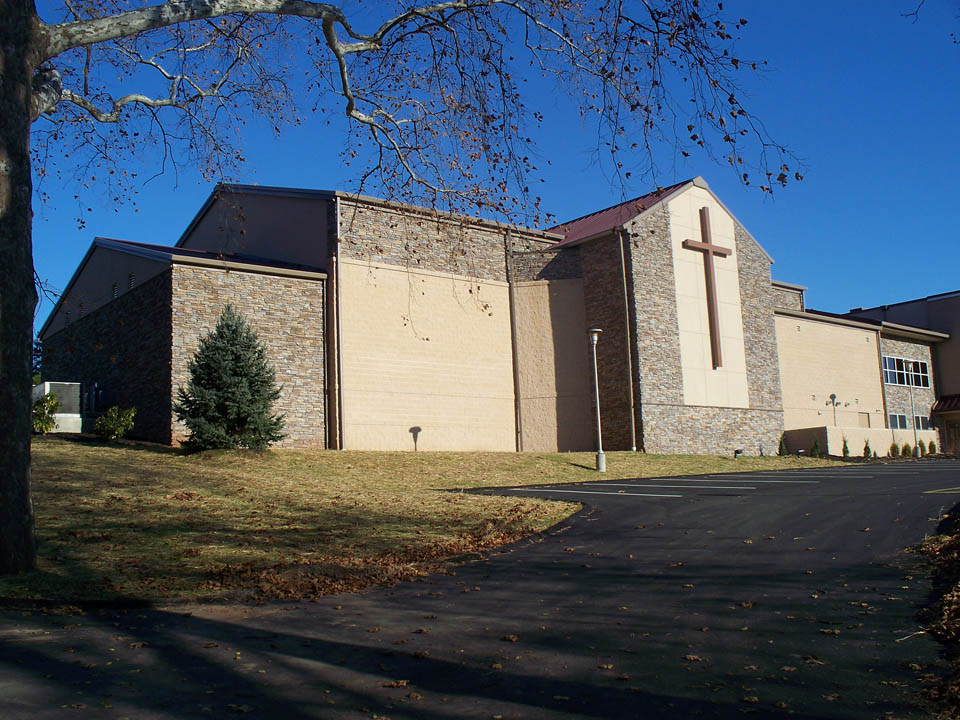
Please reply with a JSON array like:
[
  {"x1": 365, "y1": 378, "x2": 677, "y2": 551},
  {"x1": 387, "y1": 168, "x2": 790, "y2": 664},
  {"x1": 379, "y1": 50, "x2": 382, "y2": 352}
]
[{"x1": 0, "y1": 0, "x2": 40, "y2": 573}]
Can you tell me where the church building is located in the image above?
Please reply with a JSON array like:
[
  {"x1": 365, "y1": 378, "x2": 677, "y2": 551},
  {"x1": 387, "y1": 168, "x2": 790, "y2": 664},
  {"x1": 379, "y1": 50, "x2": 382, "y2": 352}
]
[{"x1": 40, "y1": 178, "x2": 951, "y2": 455}]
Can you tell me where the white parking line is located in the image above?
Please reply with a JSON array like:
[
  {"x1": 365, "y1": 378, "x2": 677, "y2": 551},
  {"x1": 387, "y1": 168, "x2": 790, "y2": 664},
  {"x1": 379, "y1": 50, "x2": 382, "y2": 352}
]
[
  {"x1": 588, "y1": 483, "x2": 757, "y2": 490},
  {"x1": 511, "y1": 488, "x2": 683, "y2": 498},
  {"x1": 639, "y1": 476, "x2": 820, "y2": 484}
]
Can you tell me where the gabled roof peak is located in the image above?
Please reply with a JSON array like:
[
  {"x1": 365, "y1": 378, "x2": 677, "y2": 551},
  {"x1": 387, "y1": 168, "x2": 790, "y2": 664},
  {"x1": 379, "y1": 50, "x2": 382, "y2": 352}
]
[{"x1": 547, "y1": 178, "x2": 699, "y2": 246}]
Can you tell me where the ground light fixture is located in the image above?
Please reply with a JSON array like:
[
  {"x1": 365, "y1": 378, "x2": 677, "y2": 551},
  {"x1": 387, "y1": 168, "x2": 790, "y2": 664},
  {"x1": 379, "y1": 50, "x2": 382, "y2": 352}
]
[{"x1": 587, "y1": 328, "x2": 606, "y2": 472}]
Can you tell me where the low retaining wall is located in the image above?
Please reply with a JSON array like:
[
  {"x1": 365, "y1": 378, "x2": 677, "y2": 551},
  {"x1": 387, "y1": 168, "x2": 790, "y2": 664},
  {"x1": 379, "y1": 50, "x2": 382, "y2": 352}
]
[{"x1": 783, "y1": 426, "x2": 942, "y2": 457}]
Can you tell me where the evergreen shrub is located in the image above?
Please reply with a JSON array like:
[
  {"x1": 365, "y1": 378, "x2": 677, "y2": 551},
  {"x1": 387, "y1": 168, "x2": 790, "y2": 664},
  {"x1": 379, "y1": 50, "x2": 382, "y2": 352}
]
[
  {"x1": 889, "y1": 442, "x2": 899, "y2": 457},
  {"x1": 863, "y1": 439, "x2": 872, "y2": 458},
  {"x1": 902, "y1": 442, "x2": 912, "y2": 458},
  {"x1": 32, "y1": 393, "x2": 59, "y2": 434},
  {"x1": 929, "y1": 441, "x2": 938, "y2": 454},
  {"x1": 174, "y1": 305, "x2": 285, "y2": 451},
  {"x1": 778, "y1": 434, "x2": 788, "y2": 456},
  {"x1": 95, "y1": 406, "x2": 136, "y2": 441},
  {"x1": 810, "y1": 438, "x2": 820, "y2": 458},
  {"x1": 842, "y1": 437, "x2": 850, "y2": 458}
]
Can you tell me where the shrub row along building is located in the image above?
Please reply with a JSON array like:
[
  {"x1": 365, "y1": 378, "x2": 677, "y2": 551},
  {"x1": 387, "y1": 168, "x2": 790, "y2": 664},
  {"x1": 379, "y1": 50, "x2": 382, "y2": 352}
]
[{"x1": 40, "y1": 177, "x2": 958, "y2": 455}]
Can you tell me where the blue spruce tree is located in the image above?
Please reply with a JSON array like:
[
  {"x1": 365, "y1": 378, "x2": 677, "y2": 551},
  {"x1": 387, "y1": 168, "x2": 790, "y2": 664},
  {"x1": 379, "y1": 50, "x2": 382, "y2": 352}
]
[{"x1": 174, "y1": 305, "x2": 285, "y2": 451}]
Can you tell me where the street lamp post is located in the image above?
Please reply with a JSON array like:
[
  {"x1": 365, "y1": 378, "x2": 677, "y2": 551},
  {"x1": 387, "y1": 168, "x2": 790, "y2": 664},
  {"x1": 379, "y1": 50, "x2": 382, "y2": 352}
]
[
  {"x1": 588, "y1": 328, "x2": 606, "y2": 472},
  {"x1": 907, "y1": 360, "x2": 919, "y2": 455}
]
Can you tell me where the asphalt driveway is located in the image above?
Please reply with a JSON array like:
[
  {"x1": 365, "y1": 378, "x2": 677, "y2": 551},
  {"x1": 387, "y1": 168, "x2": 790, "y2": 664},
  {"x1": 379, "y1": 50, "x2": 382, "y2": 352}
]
[{"x1": 3, "y1": 460, "x2": 960, "y2": 719}]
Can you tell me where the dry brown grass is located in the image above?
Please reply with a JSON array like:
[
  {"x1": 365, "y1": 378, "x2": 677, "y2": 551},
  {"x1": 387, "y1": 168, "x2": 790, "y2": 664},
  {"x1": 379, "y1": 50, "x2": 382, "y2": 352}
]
[{"x1": 0, "y1": 435, "x2": 842, "y2": 603}]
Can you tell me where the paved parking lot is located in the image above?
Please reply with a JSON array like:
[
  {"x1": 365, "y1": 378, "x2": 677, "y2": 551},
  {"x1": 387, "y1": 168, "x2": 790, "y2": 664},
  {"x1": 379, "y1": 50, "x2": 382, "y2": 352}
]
[{"x1": 3, "y1": 461, "x2": 959, "y2": 719}]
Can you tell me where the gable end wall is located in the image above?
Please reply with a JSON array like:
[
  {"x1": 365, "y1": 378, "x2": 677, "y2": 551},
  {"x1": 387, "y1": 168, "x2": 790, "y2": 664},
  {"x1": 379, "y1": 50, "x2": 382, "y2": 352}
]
[{"x1": 628, "y1": 209, "x2": 783, "y2": 455}]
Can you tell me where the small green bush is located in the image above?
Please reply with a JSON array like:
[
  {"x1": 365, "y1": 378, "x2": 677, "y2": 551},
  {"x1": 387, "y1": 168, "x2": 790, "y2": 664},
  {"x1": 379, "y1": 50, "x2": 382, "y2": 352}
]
[
  {"x1": 902, "y1": 442, "x2": 912, "y2": 458},
  {"x1": 778, "y1": 434, "x2": 788, "y2": 456},
  {"x1": 929, "y1": 441, "x2": 938, "y2": 454},
  {"x1": 95, "y1": 406, "x2": 136, "y2": 441},
  {"x1": 32, "y1": 393, "x2": 59, "y2": 434},
  {"x1": 889, "y1": 442, "x2": 899, "y2": 457},
  {"x1": 842, "y1": 437, "x2": 850, "y2": 458},
  {"x1": 872, "y1": 450, "x2": 878, "y2": 458},
  {"x1": 863, "y1": 439, "x2": 872, "y2": 458},
  {"x1": 917, "y1": 439, "x2": 926, "y2": 456},
  {"x1": 810, "y1": 438, "x2": 820, "y2": 458}
]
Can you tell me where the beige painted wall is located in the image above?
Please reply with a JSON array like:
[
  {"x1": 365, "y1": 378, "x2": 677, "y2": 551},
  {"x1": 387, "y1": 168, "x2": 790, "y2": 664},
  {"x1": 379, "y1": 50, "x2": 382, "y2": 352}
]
[
  {"x1": 667, "y1": 187, "x2": 749, "y2": 408},
  {"x1": 775, "y1": 314, "x2": 885, "y2": 430},
  {"x1": 42, "y1": 246, "x2": 168, "y2": 338},
  {"x1": 339, "y1": 258, "x2": 516, "y2": 450},
  {"x1": 783, "y1": 426, "x2": 940, "y2": 457},
  {"x1": 514, "y1": 280, "x2": 592, "y2": 452}
]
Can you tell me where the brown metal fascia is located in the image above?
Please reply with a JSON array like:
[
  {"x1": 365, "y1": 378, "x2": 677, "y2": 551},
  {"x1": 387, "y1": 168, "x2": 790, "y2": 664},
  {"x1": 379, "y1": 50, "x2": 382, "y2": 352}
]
[
  {"x1": 617, "y1": 226, "x2": 638, "y2": 451},
  {"x1": 169, "y1": 254, "x2": 326, "y2": 281}
]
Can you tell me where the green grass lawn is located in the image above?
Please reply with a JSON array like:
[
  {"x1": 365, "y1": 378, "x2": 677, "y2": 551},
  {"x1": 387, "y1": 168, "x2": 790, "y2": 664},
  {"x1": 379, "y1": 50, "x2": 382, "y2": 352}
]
[{"x1": 1, "y1": 435, "x2": 843, "y2": 603}]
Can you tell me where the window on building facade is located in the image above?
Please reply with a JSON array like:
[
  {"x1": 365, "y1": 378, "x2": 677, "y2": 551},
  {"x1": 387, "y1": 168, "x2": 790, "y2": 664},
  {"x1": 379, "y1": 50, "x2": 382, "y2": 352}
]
[
  {"x1": 889, "y1": 413, "x2": 908, "y2": 430},
  {"x1": 915, "y1": 416, "x2": 931, "y2": 431},
  {"x1": 882, "y1": 356, "x2": 930, "y2": 387}
]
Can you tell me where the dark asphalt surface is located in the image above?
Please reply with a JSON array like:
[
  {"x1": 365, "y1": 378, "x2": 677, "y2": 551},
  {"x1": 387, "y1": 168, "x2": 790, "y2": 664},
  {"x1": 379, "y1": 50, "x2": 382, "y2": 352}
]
[{"x1": 3, "y1": 460, "x2": 960, "y2": 719}]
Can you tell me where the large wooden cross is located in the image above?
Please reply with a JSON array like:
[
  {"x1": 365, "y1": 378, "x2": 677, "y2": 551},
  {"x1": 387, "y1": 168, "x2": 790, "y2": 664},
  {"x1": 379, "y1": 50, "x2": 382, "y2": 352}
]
[{"x1": 682, "y1": 206, "x2": 731, "y2": 369}]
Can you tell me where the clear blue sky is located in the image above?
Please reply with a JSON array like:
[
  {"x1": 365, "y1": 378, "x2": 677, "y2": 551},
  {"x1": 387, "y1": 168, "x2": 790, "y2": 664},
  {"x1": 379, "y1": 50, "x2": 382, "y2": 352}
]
[{"x1": 31, "y1": 1, "x2": 960, "y2": 333}]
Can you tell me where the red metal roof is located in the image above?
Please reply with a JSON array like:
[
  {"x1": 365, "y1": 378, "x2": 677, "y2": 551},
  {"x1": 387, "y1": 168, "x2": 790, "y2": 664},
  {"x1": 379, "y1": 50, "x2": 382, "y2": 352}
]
[
  {"x1": 547, "y1": 180, "x2": 691, "y2": 245},
  {"x1": 934, "y1": 395, "x2": 960, "y2": 414}
]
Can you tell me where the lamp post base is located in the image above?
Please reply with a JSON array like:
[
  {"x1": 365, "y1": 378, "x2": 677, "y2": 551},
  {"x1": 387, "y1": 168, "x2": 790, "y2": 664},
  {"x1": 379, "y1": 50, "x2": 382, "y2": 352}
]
[{"x1": 596, "y1": 451, "x2": 606, "y2": 473}]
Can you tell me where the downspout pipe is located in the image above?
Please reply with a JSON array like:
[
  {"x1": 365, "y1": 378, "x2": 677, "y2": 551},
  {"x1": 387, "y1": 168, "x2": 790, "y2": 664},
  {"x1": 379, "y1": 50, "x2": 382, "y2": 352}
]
[
  {"x1": 618, "y1": 226, "x2": 638, "y2": 451},
  {"x1": 335, "y1": 197, "x2": 345, "y2": 450},
  {"x1": 505, "y1": 229, "x2": 523, "y2": 452}
]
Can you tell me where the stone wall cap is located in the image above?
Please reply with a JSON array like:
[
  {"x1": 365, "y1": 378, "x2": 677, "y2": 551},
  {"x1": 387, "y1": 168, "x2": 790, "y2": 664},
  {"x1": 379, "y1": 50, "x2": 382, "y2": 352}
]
[{"x1": 772, "y1": 279, "x2": 808, "y2": 291}]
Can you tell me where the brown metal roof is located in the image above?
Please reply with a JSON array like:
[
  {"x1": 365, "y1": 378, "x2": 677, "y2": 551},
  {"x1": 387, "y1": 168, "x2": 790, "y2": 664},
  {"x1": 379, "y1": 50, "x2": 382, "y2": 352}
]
[
  {"x1": 934, "y1": 394, "x2": 960, "y2": 414},
  {"x1": 547, "y1": 180, "x2": 691, "y2": 245}
]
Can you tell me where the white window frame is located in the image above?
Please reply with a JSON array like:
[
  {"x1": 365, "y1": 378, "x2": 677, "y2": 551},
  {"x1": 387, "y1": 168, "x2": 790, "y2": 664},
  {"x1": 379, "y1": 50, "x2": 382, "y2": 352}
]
[
  {"x1": 882, "y1": 355, "x2": 930, "y2": 388},
  {"x1": 915, "y1": 415, "x2": 931, "y2": 431},
  {"x1": 889, "y1": 413, "x2": 908, "y2": 430}
]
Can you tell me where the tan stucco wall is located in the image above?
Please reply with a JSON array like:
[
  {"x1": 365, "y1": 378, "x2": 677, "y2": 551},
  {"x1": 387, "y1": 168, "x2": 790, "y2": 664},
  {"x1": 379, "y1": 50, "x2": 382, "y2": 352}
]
[
  {"x1": 339, "y1": 258, "x2": 516, "y2": 451},
  {"x1": 783, "y1": 426, "x2": 940, "y2": 457},
  {"x1": 513, "y1": 279, "x2": 592, "y2": 452},
  {"x1": 43, "y1": 246, "x2": 168, "y2": 339},
  {"x1": 775, "y1": 314, "x2": 885, "y2": 430},
  {"x1": 667, "y1": 187, "x2": 749, "y2": 408},
  {"x1": 179, "y1": 191, "x2": 331, "y2": 270}
]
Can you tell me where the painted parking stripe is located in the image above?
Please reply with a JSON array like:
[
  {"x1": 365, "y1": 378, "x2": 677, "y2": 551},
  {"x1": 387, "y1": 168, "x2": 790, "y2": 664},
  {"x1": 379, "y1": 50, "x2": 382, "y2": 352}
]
[
  {"x1": 588, "y1": 483, "x2": 757, "y2": 490},
  {"x1": 511, "y1": 488, "x2": 683, "y2": 498},
  {"x1": 924, "y1": 487, "x2": 960, "y2": 494},
  {"x1": 638, "y1": 477, "x2": 820, "y2": 485}
]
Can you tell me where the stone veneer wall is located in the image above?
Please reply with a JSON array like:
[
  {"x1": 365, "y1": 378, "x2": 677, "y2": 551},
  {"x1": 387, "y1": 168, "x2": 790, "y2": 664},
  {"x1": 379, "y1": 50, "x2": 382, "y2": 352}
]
[
  {"x1": 771, "y1": 285, "x2": 803, "y2": 311},
  {"x1": 643, "y1": 405, "x2": 783, "y2": 455},
  {"x1": 171, "y1": 264, "x2": 326, "y2": 448},
  {"x1": 43, "y1": 270, "x2": 174, "y2": 443},
  {"x1": 627, "y1": 209, "x2": 783, "y2": 455},
  {"x1": 735, "y1": 225, "x2": 784, "y2": 414},
  {"x1": 511, "y1": 245, "x2": 583, "y2": 281},
  {"x1": 337, "y1": 199, "x2": 553, "y2": 282},
  {"x1": 579, "y1": 234, "x2": 635, "y2": 450},
  {"x1": 879, "y1": 336, "x2": 940, "y2": 445}
]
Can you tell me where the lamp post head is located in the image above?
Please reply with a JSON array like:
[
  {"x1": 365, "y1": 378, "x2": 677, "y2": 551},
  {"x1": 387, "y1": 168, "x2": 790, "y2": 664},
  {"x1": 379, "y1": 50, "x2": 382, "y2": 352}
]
[{"x1": 587, "y1": 328, "x2": 603, "y2": 345}]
